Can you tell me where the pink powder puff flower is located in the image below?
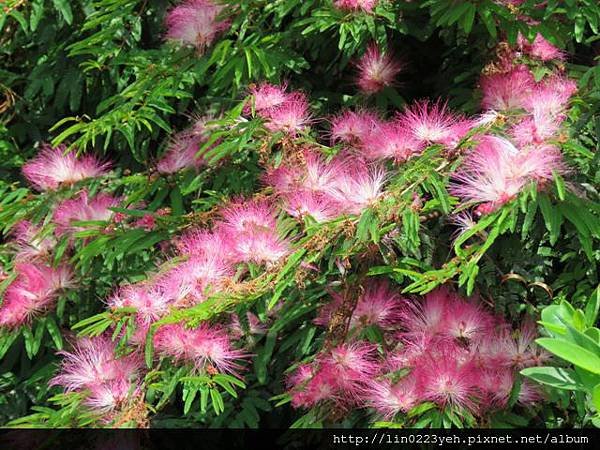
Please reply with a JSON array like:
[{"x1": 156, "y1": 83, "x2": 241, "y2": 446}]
[
  {"x1": 329, "y1": 109, "x2": 379, "y2": 146},
  {"x1": 216, "y1": 199, "x2": 290, "y2": 264},
  {"x1": 245, "y1": 82, "x2": 289, "y2": 116},
  {"x1": 367, "y1": 377, "x2": 421, "y2": 419},
  {"x1": 50, "y1": 335, "x2": 143, "y2": 414},
  {"x1": 362, "y1": 120, "x2": 423, "y2": 162},
  {"x1": 108, "y1": 284, "x2": 172, "y2": 327},
  {"x1": 10, "y1": 220, "x2": 56, "y2": 261},
  {"x1": 22, "y1": 144, "x2": 110, "y2": 191},
  {"x1": 283, "y1": 190, "x2": 344, "y2": 223},
  {"x1": 356, "y1": 44, "x2": 402, "y2": 95},
  {"x1": 300, "y1": 150, "x2": 349, "y2": 194},
  {"x1": 398, "y1": 287, "x2": 451, "y2": 336},
  {"x1": 350, "y1": 280, "x2": 404, "y2": 330},
  {"x1": 0, "y1": 263, "x2": 73, "y2": 328},
  {"x1": 217, "y1": 199, "x2": 278, "y2": 232},
  {"x1": 175, "y1": 229, "x2": 233, "y2": 261},
  {"x1": 510, "y1": 112, "x2": 560, "y2": 146},
  {"x1": 477, "y1": 369, "x2": 514, "y2": 410},
  {"x1": 517, "y1": 33, "x2": 565, "y2": 61},
  {"x1": 489, "y1": 320, "x2": 550, "y2": 369},
  {"x1": 414, "y1": 347, "x2": 479, "y2": 412},
  {"x1": 157, "y1": 116, "x2": 213, "y2": 174},
  {"x1": 291, "y1": 367, "x2": 340, "y2": 408},
  {"x1": 153, "y1": 322, "x2": 248, "y2": 377},
  {"x1": 449, "y1": 211, "x2": 479, "y2": 242},
  {"x1": 53, "y1": 190, "x2": 121, "y2": 236},
  {"x1": 165, "y1": 0, "x2": 229, "y2": 52},
  {"x1": 263, "y1": 92, "x2": 312, "y2": 136},
  {"x1": 449, "y1": 136, "x2": 564, "y2": 214},
  {"x1": 387, "y1": 334, "x2": 439, "y2": 370},
  {"x1": 439, "y1": 118, "x2": 477, "y2": 149},
  {"x1": 334, "y1": 0, "x2": 378, "y2": 12},
  {"x1": 398, "y1": 100, "x2": 462, "y2": 146},
  {"x1": 327, "y1": 161, "x2": 386, "y2": 214},
  {"x1": 229, "y1": 226, "x2": 290, "y2": 264},
  {"x1": 524, "y1": 77, "x2": 577, "y2": 117},
  {"x1": 439, "y1": 298, "x2": 495, "y2": 343},
  {"x1": 156, "y1": 254, "x2": 232, "y2": 306},
  {"x1": 320, "y1": 342, "x2": 380, "y2": 381},
  {"x1": 517, "y1": 379, "x2": 544, "y2": 406},
  {"x1": 480, "y1": 66, "x2": 535, "y2": 111}
]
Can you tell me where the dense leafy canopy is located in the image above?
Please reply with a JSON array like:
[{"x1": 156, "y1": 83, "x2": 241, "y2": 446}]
[{"x1": 1, "y1": 0, "x2": 599, "y2": 429}]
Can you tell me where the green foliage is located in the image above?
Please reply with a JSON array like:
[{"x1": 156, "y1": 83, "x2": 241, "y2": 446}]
[
  {"x1": 522, "y1": 289, "x2": 600, "y2": 427},
  {"x1": 1, "y1": 0, "x2": 599, "y2": 430}
]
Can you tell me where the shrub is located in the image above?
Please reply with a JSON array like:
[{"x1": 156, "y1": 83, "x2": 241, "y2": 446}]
[{"x1": 0, "y1": 0, "x2": 599, "y2": 429}]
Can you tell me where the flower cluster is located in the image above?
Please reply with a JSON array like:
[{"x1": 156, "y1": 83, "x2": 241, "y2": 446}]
[
  {"x1": 288, "y1": 284, "x2": 548, "y2": 421},
  {"x1": 165, "y1": 0, "x2": 230, "y2": 52},
  {"x1": 334, "y1": 0, "x2": 378, "y2": 13},
  {"x1": 355, "y1": 44, "x2": 403, "y2": 94},
  {"x1": 22, "y1": 144, "x2": 110, "y2": 191},
  {"x1": 157, "y1": 115, "x2": 215, "y2": 174},
  {"x1": 449, "y1": 36, "x2": 573, "y2": 215},
  {"x1": 246, "y1": 83, "x2": 312, "y2": 136},
  {"x1": 50, "y1": 336, "x2": 144, "y2": 418}
]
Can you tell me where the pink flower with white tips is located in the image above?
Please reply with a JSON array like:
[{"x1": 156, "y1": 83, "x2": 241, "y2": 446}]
[
  {"x1": 217, "y1": 199, "x2": 278, "y2": 232},
  {"x1": 216, "y1": 199, "x2": 289, "y2": 264},
  {"x1": 316, "y1": 280, "x2": 403, "y2": 331},
  {"x1": 368, "y1": 377, "x2": 421, "y2": 419},
  {"x1": 153, "y1": 322, "x2": 248, "y2": 377},
  {"x1": 334, "y1": 0, "x2": 378, "y2": 12},
  {"x1": 517, "y1": 33, "x2": 565, "y2": 61},
  {"x1": 439, "y1": 298, "x2": 495, "y2": 343},
  {"x1": 108, "y1": 284, "x2": 172, "y2": 327},
  {"x1": 398, "y1": 100, "x2": 462, "y2": 146},
  {"x1": 157, "y1": 116, "x2": 214, "y2": 174},
  {"x1": 165, "y1": 0, "x2": 229, "y2": 52},
  {"x1": 518, "y1": 379, "x2": 544, "y2": 406},
  {"x1": 263, "y1": 92, "x2": 312, "y2": 136},
  {"x1": 283, "y1": 190, "x2": 344, "y2": 223},
  {"x1": 327, "y1": 160, "x2": 386, "y2": 214},
  {"x1": 51, "y1": 335, "x2": 143, "y2": 414},
  {"x1": 290, "y1": 367, "x2": 340, "y2": 408},
  {"x1": 53, "y1": 190, "x2": 121, "y2": 236},
  {"x1": 450, "y1": 136, "x2": 565, "y2": 214},
  {"x1": 398, "y1": 287, "x2": 452, "y2": 336},
  {"x1": 22, "y1": 144, "x2": 110, "y2": 191},
  {"x1": 320, "y1": 342, "x2": 380, "y2": 381},
  {"x1": 356, "y1": 44, "x2": 402, "y2": 94},
  {"x1": 477, "y1": 369, "x2": 514, "y2": 410},
  {"x1": 480, "y1": 66, "x2": 535, "y2": 111},
  {"x1": 510, "y1": 113, "x2": 560, "y2": 147},
  {"x1": 0, "y1": 263, "x2": 73, "y2": 328},
  {"x1": 329, "y1": 109, "x2": 379, "y2": 146},
  {"x1": 362, "y1": 120, "x2": 423, "y2": 161},
  {"x1": 10, "y1": 220, "x2": 56, "y2": 261},
  {"x1": 414, "y1": 346, "x2": 479, "y2": 412},
  {"x1": 175, "y1": 228, "x2": 233, "y2": 260},
  {"x1": 246, "y1": 83, "x2": 289, "y2": 116},
  {"x1": 156, "y1": 254, "x2": 232, "y2": 306},
  {"x1": 351, "y1": 280, "x2": 404, "y2": 330}
]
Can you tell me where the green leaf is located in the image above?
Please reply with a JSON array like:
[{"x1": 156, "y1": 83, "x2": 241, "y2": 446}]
[
  {"x1": 593, "y1": 384, "x2": 600, "y2": 413},
  {"x1": 538, "y1": 194, "x2": 562, "y2": 245},
  {"x1": 536, "y1": 338, "x2": 600, "y2": 374},
  {"x1": 520, "y1": 366, "x2": 584, "y2": 391},
  {"x1": 585, "y1": 287, "x2": 600, "y2": 328},
  {"x1": 52, "y1": 0, "x2": 73, "y2": 24}
]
